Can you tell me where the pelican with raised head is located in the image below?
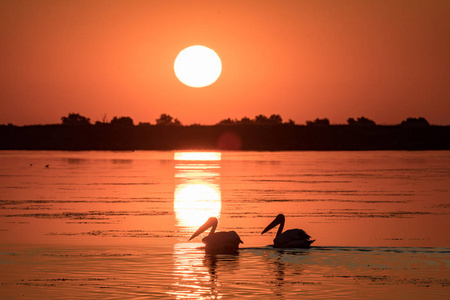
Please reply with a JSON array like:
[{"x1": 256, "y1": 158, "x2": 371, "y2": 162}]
[
  {"x1": 261, "y1": 214, "x2": 315, "y2": 248},
  {"x1": 189, "y1": 217, "x2": 243, "y2": 254}
]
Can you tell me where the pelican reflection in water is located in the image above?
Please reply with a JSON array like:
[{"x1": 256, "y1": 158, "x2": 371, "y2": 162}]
[
  {"x1": 189, "y1": 217, "x2": 243, "y2": 254},
  {"x1": 262, "y1": 214, "x2": 315, "y2": 248}
]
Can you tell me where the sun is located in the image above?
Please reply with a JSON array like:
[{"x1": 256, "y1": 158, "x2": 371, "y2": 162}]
[{"x1": 174, "y1": 45, "x2": 222, "y2": 88}]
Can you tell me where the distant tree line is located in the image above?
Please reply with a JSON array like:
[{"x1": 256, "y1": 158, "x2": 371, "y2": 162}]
[
  {"x1": 60, "y1": 113, "x2": 182, "y2": 127},
  {"x1": 1, "y1": 113, "x2": 448, "y2": 151},
  {"x1": 58, "y1": 113, "x2": 432, "y2": 127},
  {"x1": 217, "y1": 114, "x2": 295, "y2": 125},
  {"x1": 306, "y1": 116, "x2": 430, "y2": 127}
]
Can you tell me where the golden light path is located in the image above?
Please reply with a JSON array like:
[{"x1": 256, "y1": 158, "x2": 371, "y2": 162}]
[
  {"x1": 170, "y1": 242, "x2": 221, "y2": 298},
  {"x1": 174, "y1": 182, "x2": 221, "y2": 228},
  {"x1": 173, "y1": 152, "x2": 222, "y2": 229},
  {"x1": 174, "y1": 152, "x2": 221, "y2": 161}
]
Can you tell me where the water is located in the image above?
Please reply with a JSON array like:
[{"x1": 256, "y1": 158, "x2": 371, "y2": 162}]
[{"x1": 1, "y1": 150, "x2": 449, "y2": 299}]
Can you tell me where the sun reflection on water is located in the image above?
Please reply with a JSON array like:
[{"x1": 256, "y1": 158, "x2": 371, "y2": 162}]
[
  {"x1": 174, "y1": 182, "x2": 221, "y2": 228},
  {"x1": 174, "y1": 152, "x2": 221, "y2": 161},
  {"x1": 173, "y1": 152, "x2": 222, "y2": 229},
  {"x1": 169, "y1": 243, "x2": 222, "y2": 299}
]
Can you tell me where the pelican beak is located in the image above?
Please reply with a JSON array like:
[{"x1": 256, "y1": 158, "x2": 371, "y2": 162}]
[
  {"x1": 261, "y1": 217, "x2": 281, "y2": 235},
  {"x1": 189, "y1": 217, "x2": 216, "y2": 241}
]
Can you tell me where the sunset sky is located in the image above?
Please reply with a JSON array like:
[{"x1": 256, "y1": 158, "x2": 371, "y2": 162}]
[{"x1": 1, "y1": 0, "x2": 449, "y2": 126}]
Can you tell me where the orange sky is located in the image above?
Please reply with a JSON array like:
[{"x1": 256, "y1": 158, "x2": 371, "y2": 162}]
[{"x1": 1, "y1": 0, "x2": 449, "y2": 126}]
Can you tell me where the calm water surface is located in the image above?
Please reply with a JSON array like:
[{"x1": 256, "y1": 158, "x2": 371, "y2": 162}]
[{"x1": 1, "y1": 150, "x2": 449, "y2": 299}]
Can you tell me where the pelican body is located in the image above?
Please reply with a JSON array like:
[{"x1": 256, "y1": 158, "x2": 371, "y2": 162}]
[
  {"x1": 189, "y1": 217, "x2": 243, "y2": 254},
  {"x1": 262, "y1": 214, "x2": 314, "y2": 248}
]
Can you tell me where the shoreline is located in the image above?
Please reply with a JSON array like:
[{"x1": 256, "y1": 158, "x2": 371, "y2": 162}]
[{"x1": 1, "y1": 124, "x2": 449, "y2": 151}]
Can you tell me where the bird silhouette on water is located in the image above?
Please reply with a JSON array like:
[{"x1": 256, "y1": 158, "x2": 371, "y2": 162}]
[
  {"x1": 189, "y1": 217, "x2": 243, "y2": 254},
  {"x1": 262, "y1": 214, "x2": 315, "y2": 248}
]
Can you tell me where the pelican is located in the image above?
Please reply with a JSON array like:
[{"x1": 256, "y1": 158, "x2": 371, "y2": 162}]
[
  {"x1": 261, "y1": 214, "x2": 315, "y2": 248},
  {"x1": 189, "y1": 217, "x2": 243, "y2": 254}
]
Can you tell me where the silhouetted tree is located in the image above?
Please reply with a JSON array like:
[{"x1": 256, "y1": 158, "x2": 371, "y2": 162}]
[
  {"x1": 239, "y1": 117, "x2": 252, "y2": 124},
  {"x1": 286, "y1": 119, "x2": 296, "y2": 125},
  {"x1": 218, "y1": 115, "x2": 283, "y2": 125},
  {"x1": 401, "y1": 117, "x2": 429, "y2": 127},
  {"x1": 347, "y1": 117, "x2": 376, "y2": 126},
  {"x1": 306, "y1": 118, "x2": 330, "y2": 126},
  {"x1": 156, "y1": 114, "x2": 172, "y2": 125},
  {"x1": 269, "y1": 114, "x2": 283, "y2": 124},
  {"x1": 218, "y1": 118, "x2": 237, "y2": 125},
  {"x1": 110, "y1": 116, "x2": 134, "y2": 126},
  {"x1": 94, "y1": 114, "x2": 109, "y2": 126},
  {"x1": 254, "y1": 114, "x2": 269, "y2": 124},
  {"x1": 156, "y1": 114, "x2": 181, "y2": 125},
  {"x1": 61, "y1": 113, "x2": 90, "y2": 126}
]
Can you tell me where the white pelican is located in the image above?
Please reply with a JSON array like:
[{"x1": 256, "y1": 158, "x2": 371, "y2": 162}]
[
  {"x1": 189, "y1": 217, "x2": 243, "y2": 254},
  {"x1": 261, "y1": 214, "x2": 315, "y2": 248}
]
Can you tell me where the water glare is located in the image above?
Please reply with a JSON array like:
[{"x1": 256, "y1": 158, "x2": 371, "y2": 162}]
[
  {"x1": 173, "y1": 152, "x2": 222, "y2": 230},
  {"x1": 174, "y1": 183, "x2": 221, "y2": 228}
]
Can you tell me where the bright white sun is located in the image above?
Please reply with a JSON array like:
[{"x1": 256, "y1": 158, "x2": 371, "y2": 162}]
[{"x1": 174, "y1": 45, "x2": 222, "y2": 88}]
